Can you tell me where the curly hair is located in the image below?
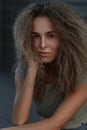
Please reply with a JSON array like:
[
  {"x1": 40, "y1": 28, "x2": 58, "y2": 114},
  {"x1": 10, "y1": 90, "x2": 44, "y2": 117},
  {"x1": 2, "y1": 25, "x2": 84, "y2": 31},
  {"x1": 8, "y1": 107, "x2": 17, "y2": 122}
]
[{"x1": 13, "y1": 1, "x2": 87, "y2": 102}]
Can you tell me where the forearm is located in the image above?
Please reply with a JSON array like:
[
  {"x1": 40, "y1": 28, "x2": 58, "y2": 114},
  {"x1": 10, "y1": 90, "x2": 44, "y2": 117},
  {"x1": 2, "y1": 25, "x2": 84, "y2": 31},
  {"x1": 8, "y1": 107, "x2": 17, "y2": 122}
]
[
  {"x1": 0, "y1": 117, "x2": 61, "y2": 130},
  {"x1": 12, "y1": 67, "x2": 38, "y2": 125}
]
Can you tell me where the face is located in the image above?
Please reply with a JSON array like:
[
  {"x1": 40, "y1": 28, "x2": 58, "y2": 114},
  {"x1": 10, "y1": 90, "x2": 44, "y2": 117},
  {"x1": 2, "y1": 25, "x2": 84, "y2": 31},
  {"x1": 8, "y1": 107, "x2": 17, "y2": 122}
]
[{"x1": 32, "y1": 16, "x2": 60, "y2": 63}]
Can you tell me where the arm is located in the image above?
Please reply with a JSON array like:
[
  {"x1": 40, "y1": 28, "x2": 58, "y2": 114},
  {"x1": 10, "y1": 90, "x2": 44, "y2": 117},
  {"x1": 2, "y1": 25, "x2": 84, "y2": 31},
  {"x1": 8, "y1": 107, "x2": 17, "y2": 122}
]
[
  {"x1": 3, "y1": 83, "x2": 87, "y2": 130},
  {"x1": 12, "y1": 63, "x2": 38, "y2": 125},
  {"x1": 12, "y1": 42, "x2": 39, "y2": 125}
]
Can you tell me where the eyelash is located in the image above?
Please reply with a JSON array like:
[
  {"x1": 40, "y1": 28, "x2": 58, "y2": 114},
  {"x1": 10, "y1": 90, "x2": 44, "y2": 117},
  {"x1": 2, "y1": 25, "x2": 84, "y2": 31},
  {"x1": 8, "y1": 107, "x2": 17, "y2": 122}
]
[
  {"x1": 32, "y1": 34, "x2": 56, "y2": 39},
  {"x1": 47, "y1": 34, "x2": 55, "y2": 38},
  {"x1": 32, "y1": 35, "x2": 40, "y2": 39}
]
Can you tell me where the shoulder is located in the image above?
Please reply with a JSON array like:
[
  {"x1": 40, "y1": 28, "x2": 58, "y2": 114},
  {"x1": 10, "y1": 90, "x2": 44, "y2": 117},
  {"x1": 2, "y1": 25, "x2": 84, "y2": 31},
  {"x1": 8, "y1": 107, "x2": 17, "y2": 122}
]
[
  {"x1": 75, "y1": 57, "x2": 87, "y2": 86},
  {"x1": 73, "y1": 69, "x2": 87, "y2": 100},
  {"x1": 76, "y1": 70, "x2": 87, "y2": 87}
]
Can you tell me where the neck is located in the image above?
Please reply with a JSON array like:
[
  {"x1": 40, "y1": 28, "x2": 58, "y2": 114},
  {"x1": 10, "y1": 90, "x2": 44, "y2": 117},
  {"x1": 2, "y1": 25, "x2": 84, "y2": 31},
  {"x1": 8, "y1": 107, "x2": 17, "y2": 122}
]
[
  {"x1": 44, "y1": 60, "x2": 56, "y2": 72},
  {"x1": 44, "y1": 62, "x2": 57, "y2": 84}
]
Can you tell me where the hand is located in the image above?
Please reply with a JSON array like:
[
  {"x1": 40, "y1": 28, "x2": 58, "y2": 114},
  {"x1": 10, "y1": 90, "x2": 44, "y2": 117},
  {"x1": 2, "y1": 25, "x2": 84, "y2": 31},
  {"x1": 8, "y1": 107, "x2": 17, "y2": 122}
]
[{"x1": 22, "y1": 42, "x2": 40, "y2": 69}]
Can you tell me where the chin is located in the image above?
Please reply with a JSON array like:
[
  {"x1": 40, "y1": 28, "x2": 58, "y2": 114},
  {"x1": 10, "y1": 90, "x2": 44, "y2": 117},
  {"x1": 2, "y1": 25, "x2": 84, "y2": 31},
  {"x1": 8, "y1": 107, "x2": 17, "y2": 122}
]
[{"x1": 41, "y1": 59, "x2": 54, "y2": 63}]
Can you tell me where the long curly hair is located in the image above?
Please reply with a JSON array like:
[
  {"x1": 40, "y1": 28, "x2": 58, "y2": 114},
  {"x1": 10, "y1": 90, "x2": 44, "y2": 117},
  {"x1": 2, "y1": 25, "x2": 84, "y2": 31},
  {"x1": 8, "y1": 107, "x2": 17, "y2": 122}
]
[{"x1": 13, "y1": 1, "x2": 87, "y2": 102}]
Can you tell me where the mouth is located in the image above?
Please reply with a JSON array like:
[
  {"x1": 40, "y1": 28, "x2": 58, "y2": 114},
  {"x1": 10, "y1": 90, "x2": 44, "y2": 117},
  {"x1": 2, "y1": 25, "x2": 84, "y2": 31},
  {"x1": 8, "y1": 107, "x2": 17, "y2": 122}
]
[{"x1": 39, "y1": 51, "x2": 51, "y2": 57}]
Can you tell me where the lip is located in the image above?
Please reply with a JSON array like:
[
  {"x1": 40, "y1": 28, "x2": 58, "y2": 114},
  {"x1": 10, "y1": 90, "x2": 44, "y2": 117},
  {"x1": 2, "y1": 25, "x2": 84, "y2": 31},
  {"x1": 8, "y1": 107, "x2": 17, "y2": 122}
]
[{"x1": 39, "y1": 52, "x2": 50, "y2": 57}]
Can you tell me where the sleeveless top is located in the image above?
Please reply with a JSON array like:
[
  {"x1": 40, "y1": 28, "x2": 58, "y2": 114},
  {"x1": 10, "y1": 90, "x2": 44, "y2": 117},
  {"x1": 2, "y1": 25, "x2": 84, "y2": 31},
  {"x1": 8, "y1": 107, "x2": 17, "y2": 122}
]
[{"x1": 34, "y1": 71, "x2": 87, "y2": 129}]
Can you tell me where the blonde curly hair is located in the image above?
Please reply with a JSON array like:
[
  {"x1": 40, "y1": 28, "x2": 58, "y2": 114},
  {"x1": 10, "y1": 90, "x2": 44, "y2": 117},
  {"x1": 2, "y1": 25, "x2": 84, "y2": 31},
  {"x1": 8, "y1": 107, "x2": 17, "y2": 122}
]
[{"x1": 13, "y1": 1, "x2": 87, "y2": 102}]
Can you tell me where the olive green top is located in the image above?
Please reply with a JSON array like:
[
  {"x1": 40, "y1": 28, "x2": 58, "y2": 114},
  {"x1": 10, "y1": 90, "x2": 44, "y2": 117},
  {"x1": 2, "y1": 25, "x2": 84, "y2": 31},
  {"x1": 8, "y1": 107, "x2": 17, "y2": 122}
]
[{"x1": 35, "y1": 72, "x2": 87, "y2": 129}]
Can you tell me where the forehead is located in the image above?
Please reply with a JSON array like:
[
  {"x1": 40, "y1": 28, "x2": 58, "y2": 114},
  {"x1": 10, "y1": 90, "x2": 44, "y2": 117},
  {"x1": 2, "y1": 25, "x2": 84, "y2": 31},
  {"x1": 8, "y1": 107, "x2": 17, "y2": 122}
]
[{"x1": 32, "y1": 16, "x2": 55, "y2": 32}]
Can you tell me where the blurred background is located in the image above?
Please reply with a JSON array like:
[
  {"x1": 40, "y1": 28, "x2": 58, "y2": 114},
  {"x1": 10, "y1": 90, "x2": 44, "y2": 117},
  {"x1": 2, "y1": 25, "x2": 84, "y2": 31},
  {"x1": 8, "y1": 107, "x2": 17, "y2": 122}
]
[{"x1": 0, "y1": 0, "x2": 87, "y2": 129}]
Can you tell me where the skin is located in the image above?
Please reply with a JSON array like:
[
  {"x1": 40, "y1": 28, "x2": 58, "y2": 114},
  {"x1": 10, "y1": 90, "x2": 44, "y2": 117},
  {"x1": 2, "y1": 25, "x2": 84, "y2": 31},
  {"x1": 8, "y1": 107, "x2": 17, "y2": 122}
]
[
  {"x1": 1, "y1": 16, "x2": 87, "y2": 130},
  {"x1": 32, "y1": 16, "x2": 60, "y2": 63}
]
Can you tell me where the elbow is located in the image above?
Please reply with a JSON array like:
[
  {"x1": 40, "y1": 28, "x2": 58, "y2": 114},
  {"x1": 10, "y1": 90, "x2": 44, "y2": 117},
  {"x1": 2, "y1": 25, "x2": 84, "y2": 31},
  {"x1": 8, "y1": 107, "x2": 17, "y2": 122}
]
[
  {"x1": 12, "y1": 111, "x2": 28, "y2": 126},
  {"x1": 12, "y1": 118, "x2": 27, "y2": 126},
  {"x1": 12, "y1": 120, "x2": 24, "y2": 126},
  {"x1": 12, "y1": 120, "x2": 26, "y2": 126},
  {"x1": 12, "y1": 121, "x2": 24, "y2": 126}
]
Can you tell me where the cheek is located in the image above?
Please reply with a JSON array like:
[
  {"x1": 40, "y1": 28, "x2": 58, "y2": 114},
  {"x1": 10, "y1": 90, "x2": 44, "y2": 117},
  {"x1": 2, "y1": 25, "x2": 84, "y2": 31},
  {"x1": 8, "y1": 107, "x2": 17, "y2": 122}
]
[
  {"x1": 51, "y1": 41, "x2": 60, "y2": 51},
  {"x1": 32, "y1": 39, "x2": 40, "y2": 48},
  {"x1": 32, "y1": 43, "x2": 39, "y2": 52}
]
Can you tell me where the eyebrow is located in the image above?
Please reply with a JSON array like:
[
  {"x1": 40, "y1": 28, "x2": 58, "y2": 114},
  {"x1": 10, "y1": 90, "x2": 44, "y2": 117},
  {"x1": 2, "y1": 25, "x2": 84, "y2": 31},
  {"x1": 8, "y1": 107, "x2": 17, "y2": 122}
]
[
  {"x1": 31, "y1": 31, "x2": 56, "y2": 35},
  {"x1": 45, "y1": 31, "x2": 56, "y2": 34}
]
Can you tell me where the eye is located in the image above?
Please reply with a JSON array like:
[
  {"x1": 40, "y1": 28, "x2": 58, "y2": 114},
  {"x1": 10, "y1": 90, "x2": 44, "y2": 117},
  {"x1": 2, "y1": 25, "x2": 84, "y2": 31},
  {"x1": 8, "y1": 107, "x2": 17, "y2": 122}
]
[
  {"x1": 47, "y1": 33, "x2": 55, "y2": 39},
  {"x1": 32, "y1": 34, "x2": 39, "y2": 39}
]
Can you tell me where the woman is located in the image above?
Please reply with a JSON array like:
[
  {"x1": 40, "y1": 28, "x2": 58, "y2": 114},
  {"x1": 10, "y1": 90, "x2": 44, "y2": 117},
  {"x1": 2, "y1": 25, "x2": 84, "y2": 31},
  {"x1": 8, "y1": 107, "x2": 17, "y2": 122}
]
[{"x1": 1, "y1": 1, "x2": 87, "y2": 130}]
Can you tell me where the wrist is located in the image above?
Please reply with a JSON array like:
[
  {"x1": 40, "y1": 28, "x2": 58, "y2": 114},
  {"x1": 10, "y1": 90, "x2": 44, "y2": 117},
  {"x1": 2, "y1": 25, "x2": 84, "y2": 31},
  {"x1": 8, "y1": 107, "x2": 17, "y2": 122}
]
[{"x1": 27, "y1": 65, "x2": 38, "y2": 74}]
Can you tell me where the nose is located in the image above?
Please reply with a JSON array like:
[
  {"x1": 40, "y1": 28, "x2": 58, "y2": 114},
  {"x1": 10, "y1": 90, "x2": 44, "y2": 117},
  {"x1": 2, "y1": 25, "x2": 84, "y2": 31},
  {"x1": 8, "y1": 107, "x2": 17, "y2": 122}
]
[{"x1": 39, "y1": 36, "x2": 46, "y2": 49}]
